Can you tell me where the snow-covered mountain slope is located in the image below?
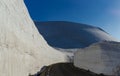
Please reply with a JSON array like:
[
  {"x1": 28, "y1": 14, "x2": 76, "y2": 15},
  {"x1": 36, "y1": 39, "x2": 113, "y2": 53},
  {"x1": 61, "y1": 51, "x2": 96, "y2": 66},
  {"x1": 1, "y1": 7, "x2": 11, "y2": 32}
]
[
  {"x1": 35, "y1": 21, "x2": 118, "y2": 49},
  {"x1": 74, "y1": 41, "x2": 120, "y2": 75},
  {"x1": 0, "y1": 0, "x2": 67, "y2": 76}
]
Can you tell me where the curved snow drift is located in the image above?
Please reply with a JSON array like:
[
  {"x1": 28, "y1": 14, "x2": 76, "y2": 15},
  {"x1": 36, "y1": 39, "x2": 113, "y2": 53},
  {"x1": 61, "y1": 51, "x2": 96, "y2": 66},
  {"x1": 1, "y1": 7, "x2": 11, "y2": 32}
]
[
  {"x1": 74, "y1": 41, "x2": 120, "y2": 75},
  {"x1": 35, "y1": 21, "x2": 117, "y2": 49}
]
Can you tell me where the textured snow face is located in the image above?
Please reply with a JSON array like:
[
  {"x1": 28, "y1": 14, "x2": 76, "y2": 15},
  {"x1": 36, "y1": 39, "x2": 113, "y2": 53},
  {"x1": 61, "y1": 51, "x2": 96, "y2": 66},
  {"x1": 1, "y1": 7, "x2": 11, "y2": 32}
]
[
  {"x1": 0, "y1": 0, "x2": 67, "y2": 76},
  {"x1": 35, "y1": 21, "x2": 118, "y2": 49},
  {"x1": 74, "y1": 41, "x2": 120, "y2": 75}
]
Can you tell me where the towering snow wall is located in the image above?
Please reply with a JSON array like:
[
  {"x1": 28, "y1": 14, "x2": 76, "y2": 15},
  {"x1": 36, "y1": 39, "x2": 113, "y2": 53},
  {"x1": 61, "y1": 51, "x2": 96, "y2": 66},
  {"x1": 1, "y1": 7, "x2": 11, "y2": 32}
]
[{"x1": 0, "y1": 0, "x2": 67, "y2": 76}]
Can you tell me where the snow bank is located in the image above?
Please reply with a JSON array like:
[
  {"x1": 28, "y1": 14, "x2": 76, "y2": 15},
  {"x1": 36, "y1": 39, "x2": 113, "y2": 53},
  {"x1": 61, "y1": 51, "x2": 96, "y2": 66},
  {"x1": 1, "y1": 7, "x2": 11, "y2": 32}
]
[
  {"x1": 74, "y1": 41, "x2": 120, "y2": 75},
  {"x1": 0, "y1": 0, "x2": 67, "y2": 76}
]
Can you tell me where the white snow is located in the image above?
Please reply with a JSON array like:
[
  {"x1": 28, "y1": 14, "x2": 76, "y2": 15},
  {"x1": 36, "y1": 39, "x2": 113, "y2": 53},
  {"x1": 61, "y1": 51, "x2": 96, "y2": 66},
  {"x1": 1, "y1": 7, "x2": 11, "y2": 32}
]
[
  {"x1": 0, "y1": 0, "x2": 67, "y2": 76},
  {"x1": 74, "y1": 41, "x2": 120, "y2": 75}
]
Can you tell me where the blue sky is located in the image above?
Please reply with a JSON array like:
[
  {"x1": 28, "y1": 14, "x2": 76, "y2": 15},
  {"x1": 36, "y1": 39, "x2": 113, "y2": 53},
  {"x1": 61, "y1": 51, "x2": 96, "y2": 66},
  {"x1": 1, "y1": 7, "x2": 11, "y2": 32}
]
[{"x1": 24, "y1": 0, "x2": 120, "y2": 40}]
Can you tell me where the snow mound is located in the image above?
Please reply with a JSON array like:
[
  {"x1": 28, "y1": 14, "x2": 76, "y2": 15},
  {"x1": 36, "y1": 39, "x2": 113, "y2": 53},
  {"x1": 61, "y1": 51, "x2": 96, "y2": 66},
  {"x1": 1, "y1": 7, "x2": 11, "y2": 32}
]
[
  {"x1": 0, "y1": 0, "x2": 67, "y2": 76},
  {"x1": 74, "y1": 41, "x2": 120, "y2": 75},
  {"x1": 35, "y1": 21, "x2": 118, "y2": 49}
]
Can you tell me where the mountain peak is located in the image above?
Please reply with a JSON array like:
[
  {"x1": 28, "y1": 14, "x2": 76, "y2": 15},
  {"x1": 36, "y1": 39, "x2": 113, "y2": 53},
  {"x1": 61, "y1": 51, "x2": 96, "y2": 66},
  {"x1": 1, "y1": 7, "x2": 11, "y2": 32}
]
[{"x1": 35, "y1": 21, "x2": 118, "y2": 49}]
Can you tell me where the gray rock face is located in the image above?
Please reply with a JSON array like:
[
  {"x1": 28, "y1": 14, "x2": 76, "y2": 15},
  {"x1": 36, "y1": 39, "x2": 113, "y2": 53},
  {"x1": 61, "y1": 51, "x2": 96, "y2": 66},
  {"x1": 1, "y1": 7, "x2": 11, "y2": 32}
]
[
  {"x1": 0, "y1": 0, "x2": 67, "y2": 76},
  {"x1": 35, "y1": 21, "x2": 117, "y2": 49}
]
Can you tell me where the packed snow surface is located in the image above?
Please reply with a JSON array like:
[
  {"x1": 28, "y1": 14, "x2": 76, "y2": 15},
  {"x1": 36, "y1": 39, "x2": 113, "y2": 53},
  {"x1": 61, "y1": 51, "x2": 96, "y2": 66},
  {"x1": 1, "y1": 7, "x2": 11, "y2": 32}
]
[
  {"x1": 74, "y1": 41, "x2": 120, "y2": 75},
  {"x1": 0, "y1": 0, "x2": 67, "y2": 76},
  {"x1": 35, "y1": 21, "x2": 117, "y2": 49}
]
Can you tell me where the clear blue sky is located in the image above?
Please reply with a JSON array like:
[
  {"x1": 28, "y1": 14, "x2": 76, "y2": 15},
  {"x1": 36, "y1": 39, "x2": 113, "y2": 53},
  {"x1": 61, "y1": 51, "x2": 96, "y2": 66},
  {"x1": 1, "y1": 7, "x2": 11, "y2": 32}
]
[{"x1": 24, "y1": 0, "x2": 120, "y2": 40}]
